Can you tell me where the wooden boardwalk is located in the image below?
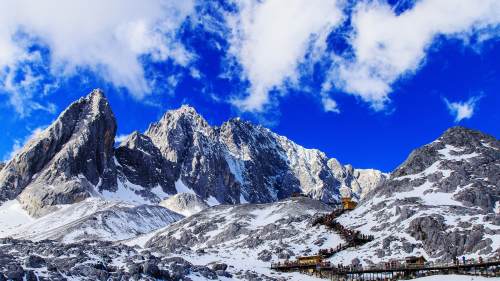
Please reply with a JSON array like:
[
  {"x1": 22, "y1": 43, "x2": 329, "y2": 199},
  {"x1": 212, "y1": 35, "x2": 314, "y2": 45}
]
[{"x1": 272, "y1": 259, "x2": 500, "y2": 280}]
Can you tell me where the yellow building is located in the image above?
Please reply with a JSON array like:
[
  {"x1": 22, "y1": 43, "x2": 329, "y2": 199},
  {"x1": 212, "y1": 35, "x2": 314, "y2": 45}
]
[
  {"x1": 341, "y1": 197, "x2": 357, "y2": 210},
  {"x1": 297, "y1": 255, "x2": 323, "y2": 265}
]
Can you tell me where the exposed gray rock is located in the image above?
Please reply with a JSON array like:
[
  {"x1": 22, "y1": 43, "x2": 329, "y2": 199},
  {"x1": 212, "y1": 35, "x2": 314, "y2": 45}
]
[
  {"x1": 134, "y1": 105, "x2": 384, "y2": 205},
  {"x1": 115, "y1": 131, "x2": 177, "y2": 201},
  {"x1": 24, "y1": 255, "x2": 45, "y2": 268},
  {"x1": 0, "y1": 89, "x2": 117, "y2": 216},
  {"x1": 257, "y1": 249, "x2": 273, "y2": 262},
  {"x1": 336, "y1": 126, "x2": 500, "y2": 262},
  {"x1": 160, "y1": 192, "x2": 209, "y2": 216},
  {"x1": 208, "y1": 262, "x2": 228, "y2": 271},
  {"x1": 0, "y1": 238, "x2": 228, "y2": 281},
  {"x1": 368, "y1": 126, "x2": 500, "y2": 211}
]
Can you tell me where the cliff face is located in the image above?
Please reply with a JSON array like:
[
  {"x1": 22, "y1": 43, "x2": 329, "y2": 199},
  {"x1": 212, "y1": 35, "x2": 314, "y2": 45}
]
[
  {"x1": 0, "y1": 89, "x2": 117, "y2": 216},
  {"x1": 1, "y1": 90, "x2": 383, "y2": 217},
  {"x1": 120, "y1": 106, "x2": 384, "y2": 205}
]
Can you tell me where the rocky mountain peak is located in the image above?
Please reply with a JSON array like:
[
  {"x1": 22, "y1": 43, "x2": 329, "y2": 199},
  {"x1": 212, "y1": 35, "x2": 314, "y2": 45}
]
[
  {"x1": 155, "y1": 104, "x2": 209, "y2": 131},
  {"x1": 119, "y1": 131, "x2": 152, "y2": 150},
  {"x1": 338, "y1": 127, "x2": 499, "y2": 262},
  {"x1": 439, "y1": 126, "x2": 499, "y2": 149},
  {"x1": 0, "y1": 89, "x2": 117, "y2": 216},
  {"x1": 391, "y1": 126, "x2": 498, "y2": 179},
  {"x1": 145, "y1": 105, "x2": 214, "y2": 162}
]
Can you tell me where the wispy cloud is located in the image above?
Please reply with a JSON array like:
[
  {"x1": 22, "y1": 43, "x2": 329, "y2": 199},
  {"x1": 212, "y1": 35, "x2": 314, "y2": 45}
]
[
  {"x1": 115, "y1": 134, "x2": 130, "y2": 144},
  {"x1": 3, "y1": 126, "x2": 46, "y2": 161},
  {"x1": 444, "y1": 95, "x2": 482, "y2": 122}
]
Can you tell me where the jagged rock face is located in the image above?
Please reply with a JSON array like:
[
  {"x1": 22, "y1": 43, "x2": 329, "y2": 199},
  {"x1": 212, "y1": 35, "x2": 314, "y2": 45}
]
[
  {"x1": 159, "y1": 192, "x2": 209, "y2": 217},
  {"x1": 0, "y1": 89, "x2": 117, "y2": 216},
  {"x1": 335, "y1": 126, "x2": 500, "y2": 263},
  {"x1": 0, "y1": 163, "x2": 4, "y2": 171},
  {"x1": 368, "y1": 126, "x2": 500, "y2": 210},
  {"x1": 118, "y1": 107, "x2": 383, "y2": 205},
  {"x1": 115, "y1": 132, "x2": 176, "y2": 195},
  {"x1": 145, "y1": 106, "x2": 241, "y2": 204},
  {"x1": 329, "y1": 159, "x2": 386, "y2": 200},
  {"x1": 219, "y1": 119, "x2": 303, "y2": 202}
]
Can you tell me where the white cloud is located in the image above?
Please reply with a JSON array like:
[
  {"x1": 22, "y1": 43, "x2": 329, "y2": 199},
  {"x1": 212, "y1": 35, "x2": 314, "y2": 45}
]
[
  {"x1": 321, "y1": 96, "x2": 340, "y2": 113},
  {"x1": 115, "y1": 134, "x2": 129, "y2": 144},
  {"x1": 5, "y1": 140, "x2": 22, "y2": 162},
  {"x1": 0, "y1": 0, "x2": 194, "y2": 115},
  {"x1": 444, "y1": 95, "x2": 482, "y2": 122},
  {"x1": 226, "y1": 0, "x2": 345, "y2": 111},
  {"x1": 3, "y1": 126, "x2": 46, "y2": 161},
  {"x1": 323, "y1": 0, "x2": 500, "y2": 109},
  {"x1": 0, "y1": 49, "x2": 57, "y2": 117}
]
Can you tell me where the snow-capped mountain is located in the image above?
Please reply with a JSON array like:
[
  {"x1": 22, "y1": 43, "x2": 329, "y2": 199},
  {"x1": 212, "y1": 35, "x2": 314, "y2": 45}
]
[
  {"x1": 1, "y1": 89, "x2": 498, "y2": 281},
  {"x1": 124, "y1": 104, "x2": 385, "y2": 205},
  {"x1": 0, "y1": 89, "x2": 117, "y2": 217},
  {"x1": 332, "y1": 126, "x2": 500, "y2": 264},
  {"x1": 0, "y1": 89, "x2": 381, "y2": 218}
]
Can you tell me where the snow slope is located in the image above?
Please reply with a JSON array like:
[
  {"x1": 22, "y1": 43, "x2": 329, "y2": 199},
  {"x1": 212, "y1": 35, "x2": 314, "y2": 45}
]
[
  {"x1": 144, "y1": 197, "x2": 345, "y2": 280},
  {"x1": 0, "y1": 197, "x2": 183, "y2": 243},
  {"x1": 331, "y1": 127, "x2": 500, "y2": 264}
]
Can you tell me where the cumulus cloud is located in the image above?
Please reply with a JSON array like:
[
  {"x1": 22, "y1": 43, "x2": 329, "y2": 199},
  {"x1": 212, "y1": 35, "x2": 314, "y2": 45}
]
[
  {"x1": 226, "y1": 0, "x2": 344, "y2": 111},
  {"x1": 322, "y1": 0, "x2": 500, "y2": 110},
  {"x1": 224, "y1": 0, "x2": 500, "y2": 112},
  {"x1": 0, "y1": 0, "x2": 194, "y2": 115},
  {"x1": 444, "y1": 95, "x2": 482, "y2": 122}
]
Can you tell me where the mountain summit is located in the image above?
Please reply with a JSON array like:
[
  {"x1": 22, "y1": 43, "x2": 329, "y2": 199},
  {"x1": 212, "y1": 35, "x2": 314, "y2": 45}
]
[
  {"x1": 0, "y1": 89, "x2": 385, "y2": 216},
  {"x1": 336, "y1": 126, "x2": 500, "y2": 262},
  {"x1": 0, "y1": 89, "x2": 117, "y2": 216}
]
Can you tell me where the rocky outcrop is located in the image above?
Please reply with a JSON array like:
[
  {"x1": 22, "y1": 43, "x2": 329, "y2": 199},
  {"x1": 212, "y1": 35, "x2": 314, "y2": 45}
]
[
  {"x1": 115, "y1": 132, "x2": 177, "y2": 196},
  {"x1": 114, "y1": 106, "x2": 384, "y2": 205},
  {"x1": 145, "y1": 106, "x2": 242, "y2": 204},
  {"x1": 367, "y1": 126, "x2": 500, "y2": 210},
  {"x1": 0, "y1": 89, "x2": 117, "y2": 216},
  {"x1": 335, "y1": 126, "x2": 500, "y2": 262},
  {"x1": 0, "y1": 163, "x2": 4, "y2": 172},
  {"x1": 0, "y1": 238, "x2": 230, "y2": 281},
  {"x1": 159, "y1": 193, "x2": 209, "y2": 217},
  {"x1": 146, "y1": 197, "x2": 339, "y2": 257},
  {"x1": 328, "y1": 159, "x2": 386, "y2": 200}
]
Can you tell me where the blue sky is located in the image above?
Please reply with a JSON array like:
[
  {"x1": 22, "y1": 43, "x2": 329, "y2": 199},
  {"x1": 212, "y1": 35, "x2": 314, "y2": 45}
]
[{"x1": 0, "y1": 0, "x2": 499, "y2": 172}]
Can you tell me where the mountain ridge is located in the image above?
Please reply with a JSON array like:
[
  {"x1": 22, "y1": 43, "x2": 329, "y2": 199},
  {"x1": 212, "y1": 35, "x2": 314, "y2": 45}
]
[{"x1": 0, "y1": 89, "x2": 385, "y2": 216}]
